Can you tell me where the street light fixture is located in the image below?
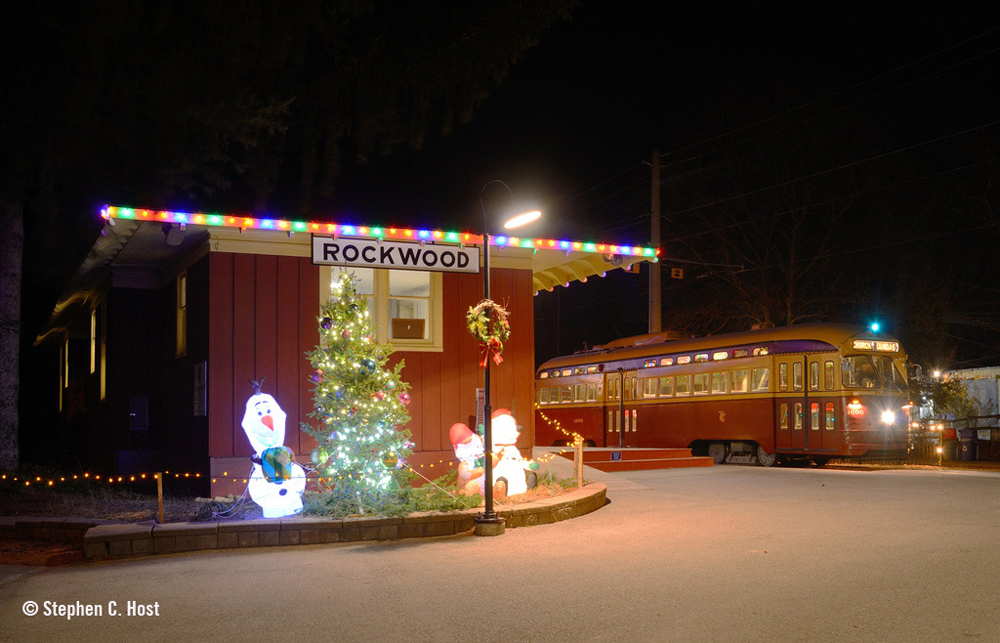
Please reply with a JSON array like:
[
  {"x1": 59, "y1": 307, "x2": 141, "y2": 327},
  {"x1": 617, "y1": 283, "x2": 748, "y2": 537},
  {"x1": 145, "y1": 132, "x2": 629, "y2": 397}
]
[{"x1": 474, "y1": 180, "x2": 541, "y2": 537}]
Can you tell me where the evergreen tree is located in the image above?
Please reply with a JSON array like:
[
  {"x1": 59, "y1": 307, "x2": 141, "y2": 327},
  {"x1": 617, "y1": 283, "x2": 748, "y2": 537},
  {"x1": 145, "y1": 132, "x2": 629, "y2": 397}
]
[{"x1": 303, "y1": 271, "x2": 413, "y2": 512}]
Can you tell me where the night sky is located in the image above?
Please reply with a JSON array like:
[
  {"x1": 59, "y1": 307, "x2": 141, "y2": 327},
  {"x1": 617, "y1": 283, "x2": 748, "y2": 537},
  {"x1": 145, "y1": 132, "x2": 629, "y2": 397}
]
[{"x1": 15, "y1": 5, "x2": 1000, "y2": 369}]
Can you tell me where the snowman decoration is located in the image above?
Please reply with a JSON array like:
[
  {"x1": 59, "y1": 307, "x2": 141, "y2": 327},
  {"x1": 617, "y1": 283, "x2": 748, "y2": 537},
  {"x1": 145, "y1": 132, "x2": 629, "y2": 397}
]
[
  {"x1": 241, "y1": 379, "x2": 306, "y2": 518},
  {"x1": 489, "y1": 409, "x2": 538, "y2": 498},
  {"x1": 449, "y1": 422, "x2": 486, "y2": 496}
]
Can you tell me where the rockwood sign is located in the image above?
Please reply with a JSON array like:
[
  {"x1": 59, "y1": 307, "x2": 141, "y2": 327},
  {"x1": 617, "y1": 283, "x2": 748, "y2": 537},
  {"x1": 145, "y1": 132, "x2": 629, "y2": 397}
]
[{"x1": 311, "y1": 236, "x2": 480, "y2": 273}]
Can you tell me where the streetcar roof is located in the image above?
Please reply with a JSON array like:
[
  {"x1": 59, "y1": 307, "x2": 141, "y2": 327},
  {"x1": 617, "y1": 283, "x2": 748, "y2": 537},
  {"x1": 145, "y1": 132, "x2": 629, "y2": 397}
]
[{"x1": 536, "y1": 323, "x2": 906, "y2": 372}]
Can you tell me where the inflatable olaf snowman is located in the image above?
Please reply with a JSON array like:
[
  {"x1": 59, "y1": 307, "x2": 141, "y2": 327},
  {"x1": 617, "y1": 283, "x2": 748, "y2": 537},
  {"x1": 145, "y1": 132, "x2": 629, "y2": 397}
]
[{"x1": 241, "y1": 379, "x2": 306, "y2": 518}]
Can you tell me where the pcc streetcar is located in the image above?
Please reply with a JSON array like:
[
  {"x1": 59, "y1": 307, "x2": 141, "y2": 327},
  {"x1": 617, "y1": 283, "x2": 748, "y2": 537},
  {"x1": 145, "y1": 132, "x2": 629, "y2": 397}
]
[{"x1": 534, "y1": 323, "x2": 910, "y2": 466}]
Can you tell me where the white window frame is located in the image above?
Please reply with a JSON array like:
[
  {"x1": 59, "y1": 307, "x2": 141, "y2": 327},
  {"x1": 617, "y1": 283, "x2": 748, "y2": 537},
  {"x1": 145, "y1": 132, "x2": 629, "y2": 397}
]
[{"x1": 319, "y1": 266, "x2": 443, "y2": 352}]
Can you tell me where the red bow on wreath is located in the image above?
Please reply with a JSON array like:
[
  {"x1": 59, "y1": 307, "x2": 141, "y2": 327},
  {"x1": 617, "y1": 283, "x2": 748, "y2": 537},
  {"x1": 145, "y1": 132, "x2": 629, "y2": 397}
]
[{"x1": 479, "y1": 336, "x2": 504, "y2": 368}]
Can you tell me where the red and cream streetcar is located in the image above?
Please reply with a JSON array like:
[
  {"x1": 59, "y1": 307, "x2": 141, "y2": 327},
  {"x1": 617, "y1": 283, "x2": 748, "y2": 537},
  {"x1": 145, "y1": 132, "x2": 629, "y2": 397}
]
[{"x1": 534, "y1": 323, "x2": 910, "y2": 466}]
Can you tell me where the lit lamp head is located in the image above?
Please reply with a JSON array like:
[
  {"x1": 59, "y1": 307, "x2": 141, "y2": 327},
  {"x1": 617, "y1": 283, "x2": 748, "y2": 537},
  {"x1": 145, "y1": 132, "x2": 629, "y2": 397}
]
[{"x1": 502, "y1": 209, "x2": 542, "y2": 230}]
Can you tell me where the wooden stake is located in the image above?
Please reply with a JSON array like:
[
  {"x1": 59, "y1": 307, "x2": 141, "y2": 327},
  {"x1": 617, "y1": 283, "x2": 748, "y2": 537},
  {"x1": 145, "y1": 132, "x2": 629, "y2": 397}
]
[
  {"x1": 575, "y1": 439, "x2": 584, "y2": 489},
  {"x1": 156, "y1": 473, "x2": 164, "y2": 524}
]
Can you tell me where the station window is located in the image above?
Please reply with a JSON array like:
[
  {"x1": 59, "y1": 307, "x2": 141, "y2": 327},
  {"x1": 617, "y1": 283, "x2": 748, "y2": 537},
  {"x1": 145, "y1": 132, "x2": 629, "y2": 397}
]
[
  {"x1": 809, "y1": 362, "x2": 819, "y2": 391},
  {"x1": 793, "y1": 362, "x2": 803, "y2": 391},
  {"x1": 778, "y1": 363, "x2": 788, "y2": 392},
  {"x1": 711, "y1": 372, "x2": 728, "y2": 394},
  {"x1": 794, "y1": 402, "x2": 803, "y2": 430},
  {"x1": 693, "y1": 373, "x2": 709, "y2": 396},
  {"x1": 811, "y1": 402, "x2": 820, "y2": 430},
  {"x1": 732, "y1": 370, "x2": 749, "y2": 393},
  {"x1": 824, "y1": 361, "x2": 835, "y2": 390},
  {"x1": 320, "y1": 266, "x2": 442, "y2": 352},
  {"x1": 779, "y1": 403, "x2": 788, "y2": 430},
  {"x1": 675, "y1": 374, "x2": 690, "y2": 396},
  {"x1": 176, "y1": 271, "x2": 187, "y2": 358},
  {"x1": 658, "y1": 376, "x2": 674, "y2": 397},
  {"x1": 825, "y1": 402, "x2": 836, "y2": 430},
  {"x1": 751, "y1": 368, "x2": 770, "y2": 392}
]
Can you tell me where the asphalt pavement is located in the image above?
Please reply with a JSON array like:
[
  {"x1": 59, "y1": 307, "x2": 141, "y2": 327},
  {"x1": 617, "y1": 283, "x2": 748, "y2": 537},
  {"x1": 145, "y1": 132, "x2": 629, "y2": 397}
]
[{"x1": 3, "y1": 463, "x2": 1000, "y2": 642}]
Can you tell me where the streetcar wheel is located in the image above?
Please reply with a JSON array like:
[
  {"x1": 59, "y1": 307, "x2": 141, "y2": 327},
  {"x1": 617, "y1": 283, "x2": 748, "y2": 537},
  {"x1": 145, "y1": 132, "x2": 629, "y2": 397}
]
[
  {"x1": 757, "y1": 445, "x2": 778, "y2": 467},
  {"x1": 707, "y1": 442, "x2": 728, "y2": 465},
  {"x1": 812, "y1": 457, "x2": 830, "y2": 467}
]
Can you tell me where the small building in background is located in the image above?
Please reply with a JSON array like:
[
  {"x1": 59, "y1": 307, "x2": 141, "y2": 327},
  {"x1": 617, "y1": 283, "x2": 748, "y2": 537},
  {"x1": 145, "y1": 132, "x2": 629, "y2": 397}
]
[{"x1": 33, "y1": 206, "x2": 655, "y2": 496}]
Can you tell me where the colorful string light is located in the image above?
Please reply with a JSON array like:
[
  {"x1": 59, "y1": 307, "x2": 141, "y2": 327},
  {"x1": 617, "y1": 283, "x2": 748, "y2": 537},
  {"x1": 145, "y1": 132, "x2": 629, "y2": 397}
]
[{"x1": 101, "y1": 205, "x2": 660, "y2": 260}]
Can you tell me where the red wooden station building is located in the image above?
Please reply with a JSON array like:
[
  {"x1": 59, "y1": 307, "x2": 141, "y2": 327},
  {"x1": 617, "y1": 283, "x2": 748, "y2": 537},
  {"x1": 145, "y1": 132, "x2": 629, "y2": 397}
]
[{"x1": 35, "y1": 205, "x2": 656, "y2": 496}]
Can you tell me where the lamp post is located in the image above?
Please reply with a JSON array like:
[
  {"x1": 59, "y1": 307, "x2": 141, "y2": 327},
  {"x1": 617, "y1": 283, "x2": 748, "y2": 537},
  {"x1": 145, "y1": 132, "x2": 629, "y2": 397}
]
[{"x1": 474, "y1": 180, "x2": 541, "y2": 536}]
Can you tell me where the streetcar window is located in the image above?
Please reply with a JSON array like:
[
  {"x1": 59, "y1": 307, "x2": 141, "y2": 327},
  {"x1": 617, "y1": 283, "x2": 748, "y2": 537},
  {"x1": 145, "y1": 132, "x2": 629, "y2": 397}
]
[
  {"x1": 793, "y1": 362, "x2": 803, "y2": 391},
  {"x1": 561, "y1": 369, "x2": 572, "y2": 377},
  {"x1": 779, "y1": 364, "x2": 788, "y2": 392},
  {"x1": 596, "y1": 382, "x2": 603, "y2": 400},
  {"x1": 753, "y1": 347, "x2": 770, "y2": 356},
  {"x1": 587, "y1": 383, "x2": 597, "y2": 402},
  {"x1": 659, "y1": 376, "x2": 673, "y2": 397},
  {"x1": 608, "y1": 378, "x2": 617, "y2": 401},
  {"x1": 872, "y1": 356, "x2": 907, "y2": 392},
  {"x1": 713, "y1": 351, "x2": 728, "y2": 361},
  {"x1": 751, "y1": 368, "x2": 770, "y2": 392},
  {"x1": 825, "y1": 402, "x2": 835, "y2": 430},
  {"x1": 842, "y1": 356, "x2": 879, "y2": 389},
  {"x1": 642, "y1": 378, "x2": 657, "y2": 399},
  {"x1": 824, "y1": 361, "x2": 835, "y2": 390},
  {"x1": 560, "y1": 385, "x2": 571, "y2": 403},
  {"x1": 732, "y1": 370, "x2": 749, "y2": 393},
  {"x1": 810, "y1": 402, "x2": 820, "y2": 430},
  {"x1": 574, "y1": 367, "x2": 584, "y2": 375},
  {"x1": 810, "y1": 362, "x2": 820, "y2": 391},
  {"x1": 660, "y1": 357, "x2": 674, "y2": 366},
  {"x1": 587, "y1": 366, "x2": 599, "y2": 374},
  {"x1": 675, "y1": 375, "x2": 690, "y2": 396},
  {"x1": 693, "y1": 373, "x2": 709, "y2": 395},
  {"x1": 695, "y1": 353, "x2": 709, "y2": 363},
  {"x1": 540, "y1": 372, "x2": 548, "y2": 379},
  {"x1": 677, "y1": 355, "x2": 691, "y2": 365},
  {"x1": 794, "y1": 403, "x2": 803, "y2": 430},
  {"x1": 711, "y1": 372, "x2": 728, "y2": 394},
  {"x1": 625, "y1": 378, "x2": 632, "y2": 401},
  {"x1": 576, "y1": 384, "x2": 586, "y2": 401},
  {"x1": 779, "y1": 403, "x2": 788, "y2": 430},
  {"x1": 535, "y1": 388, "x2": 541, "y2": 404},
  {"x1": 732, "y1": 349, "x2": 749, "y2": 359},
  {"x1": 631, "y1": 376, "x2": 638, "y2": 400}
]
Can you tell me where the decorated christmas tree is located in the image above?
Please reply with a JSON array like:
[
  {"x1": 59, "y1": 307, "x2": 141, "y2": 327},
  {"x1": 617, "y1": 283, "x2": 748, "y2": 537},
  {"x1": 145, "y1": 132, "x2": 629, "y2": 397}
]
[{"x1": 303, "y1": 271, "x2": 414, "y2": 512}]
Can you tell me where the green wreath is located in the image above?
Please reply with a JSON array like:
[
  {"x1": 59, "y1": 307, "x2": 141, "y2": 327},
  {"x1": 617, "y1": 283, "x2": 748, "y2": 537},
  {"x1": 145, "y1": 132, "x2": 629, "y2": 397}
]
[{"x1": 466, "y1": 299, "x2": 511, "y2": 366}]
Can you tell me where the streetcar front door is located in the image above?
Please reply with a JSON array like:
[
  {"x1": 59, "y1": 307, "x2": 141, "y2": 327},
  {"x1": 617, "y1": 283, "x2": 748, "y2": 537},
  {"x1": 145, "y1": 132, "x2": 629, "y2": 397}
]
[
  {"x1": 775, "y1": 357, "x2": 809, "y2": 452},
  {"x1": 604, "y1": 370, "x2": 638, "y2": 448}
]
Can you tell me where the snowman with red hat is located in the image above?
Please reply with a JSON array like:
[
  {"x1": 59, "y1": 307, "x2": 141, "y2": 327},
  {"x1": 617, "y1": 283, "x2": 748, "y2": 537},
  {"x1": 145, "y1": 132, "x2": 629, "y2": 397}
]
[
  {"x1": 449, "y1": 422, "x2": 486, "y2": 496},
  {"x1": 489, "y1": 408, "x2": 538, "y2": 498},
  {"x1": 241, "y1": 379, "x2": 306, "y2": 518}
]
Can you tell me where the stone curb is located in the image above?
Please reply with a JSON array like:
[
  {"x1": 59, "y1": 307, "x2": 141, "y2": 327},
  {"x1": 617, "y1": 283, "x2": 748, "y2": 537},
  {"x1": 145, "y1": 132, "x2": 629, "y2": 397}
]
[{"x1": 71, "y1": 483, "x2": 607, "y2": 560}]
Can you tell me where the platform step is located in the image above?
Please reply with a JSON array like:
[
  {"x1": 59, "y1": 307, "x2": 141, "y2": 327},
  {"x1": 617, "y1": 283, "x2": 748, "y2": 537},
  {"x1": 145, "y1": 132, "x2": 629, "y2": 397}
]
[
  {"x1": 585, "y1": 457, "x2": 715, "y2": 472},
  {"x1": 559, "y1": 448, "x2": 696, "y2": 463}
]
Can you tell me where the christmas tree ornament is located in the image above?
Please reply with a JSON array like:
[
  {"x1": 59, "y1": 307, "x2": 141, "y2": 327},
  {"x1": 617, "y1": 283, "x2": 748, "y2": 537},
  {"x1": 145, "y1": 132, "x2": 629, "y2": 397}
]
[
  {"x1": 342, "y1": 329, "x2": 351, "y2": 339},
  {"x1": 311, "y1": 369, "x2": 324, "y2": 383},
  {"x1": 321, "y1": 317, "x2": 333, "y2": 330},
  {"x1": 375, "y1": 390, "x2": 385, "y2": 400},
  {"x1": 399, "y1": 392, "x2": 411, "y2": 405},
  {"x1": 382, "y1": 453, "x2": 398, "y2": 468}
]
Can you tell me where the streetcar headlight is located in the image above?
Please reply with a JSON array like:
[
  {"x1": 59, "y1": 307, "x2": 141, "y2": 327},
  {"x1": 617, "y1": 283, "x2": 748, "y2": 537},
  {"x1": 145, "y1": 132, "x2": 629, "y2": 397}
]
[{"x1": 881, "y1": 410, "x2": 897, "y2": 425}]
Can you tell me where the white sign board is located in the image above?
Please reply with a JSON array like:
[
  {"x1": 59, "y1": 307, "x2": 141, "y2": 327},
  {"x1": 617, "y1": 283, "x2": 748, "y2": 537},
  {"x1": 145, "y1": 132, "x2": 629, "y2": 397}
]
[{"x1": 312, "y1": 236, "x2": 480, "y2": 273}]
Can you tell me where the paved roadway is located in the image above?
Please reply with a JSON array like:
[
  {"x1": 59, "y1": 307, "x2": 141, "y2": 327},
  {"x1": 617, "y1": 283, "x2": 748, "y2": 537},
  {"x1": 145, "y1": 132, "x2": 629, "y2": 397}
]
[{"x1": 3, "y1": 463, "x2": 1000, "y2": 642}]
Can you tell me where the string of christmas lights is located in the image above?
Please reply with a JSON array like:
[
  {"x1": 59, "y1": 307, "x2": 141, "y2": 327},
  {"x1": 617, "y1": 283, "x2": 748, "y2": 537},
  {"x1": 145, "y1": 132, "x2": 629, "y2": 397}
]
[
  {"x1": 536, "y1": 409, "x2": 585, "y2": 444},
  {"x1": 101, "y1": 205, "x2": 660, "y2": 260}
]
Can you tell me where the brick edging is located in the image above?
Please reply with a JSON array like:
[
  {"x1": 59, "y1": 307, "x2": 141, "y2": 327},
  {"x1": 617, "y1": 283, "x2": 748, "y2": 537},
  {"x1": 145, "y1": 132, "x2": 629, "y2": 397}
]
[{"x1": 75, "y1": 483, "x2": 607, "y2": 559}]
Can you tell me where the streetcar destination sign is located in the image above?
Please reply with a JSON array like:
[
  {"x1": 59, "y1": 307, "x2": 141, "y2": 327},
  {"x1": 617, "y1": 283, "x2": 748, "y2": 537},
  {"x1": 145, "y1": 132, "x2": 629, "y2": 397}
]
[
  {"x1": 852, "y1": 340, "x2": 899, "y2": 352},
  {"x1": 312, "y1": 236, "x2": 480, "y2": 273}
]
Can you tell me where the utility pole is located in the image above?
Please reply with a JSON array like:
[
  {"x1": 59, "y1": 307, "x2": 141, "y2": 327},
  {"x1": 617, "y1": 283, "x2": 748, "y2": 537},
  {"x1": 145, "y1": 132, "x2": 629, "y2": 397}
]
[{"x1": 649, "y1": 150, "x2": 662, "y2": 333}]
